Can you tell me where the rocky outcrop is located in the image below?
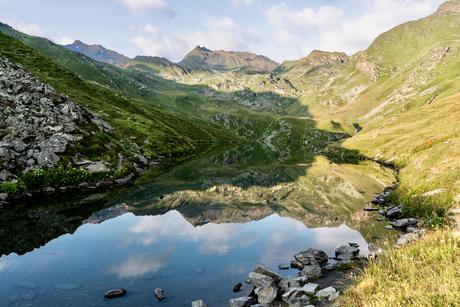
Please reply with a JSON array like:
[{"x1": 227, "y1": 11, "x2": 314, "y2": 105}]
[
  {"x1": 0, "y1": 57, "x2": 112, "y2": 178},
  {"x1": 434, "y1": 0, "x2": 460, "y2": 15},
  {"x1": 179, "y1": 46, "x2": 279, "y2": 72}
]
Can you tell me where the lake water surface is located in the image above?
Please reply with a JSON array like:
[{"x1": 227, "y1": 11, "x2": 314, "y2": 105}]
[{"x1": 0, "y1": 145, "x2": 394, "y2": 306}]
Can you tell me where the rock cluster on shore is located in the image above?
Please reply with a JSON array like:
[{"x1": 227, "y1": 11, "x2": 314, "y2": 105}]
[
  {"x1": 369, "y1": 184, "x2": 425, "y2": 246},
  {"x1": 229, "y1": 244, "x2": 364, "y2": 306},
  {"x1": 0, "y1": 57, "x2": 112, "y2": 177}
]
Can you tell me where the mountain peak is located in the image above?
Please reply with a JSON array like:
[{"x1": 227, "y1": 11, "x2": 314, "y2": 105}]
[
  {"x1": 65, "y1": 40, "x2": 130, "y2": 66},
  {"x1": 303, "y1": 50, "x2": 349, "y2": 66},
  {"x1": 192, "y1": 45, "x2": 212, "y2": 53},
  {"x1": 435, "y1": 0, "x2": 460, "y2": 15}
]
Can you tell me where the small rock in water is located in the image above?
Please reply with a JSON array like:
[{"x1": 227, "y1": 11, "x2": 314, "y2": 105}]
[
  {"x1": 191, "y1": 299, "x2": 207, "y2": 307},
  {"x1": 104, "y1": 289, "x2": 127, "y2": 299},
  {"x1": 154, "y1": 288, "x2": 166, "y2": 301},
  {"x1": 278, "y1": 263, "x2": 290, "y2": 270},
  {"x1": 233, "y1": 282, "x2": 243, "y2": 292}
]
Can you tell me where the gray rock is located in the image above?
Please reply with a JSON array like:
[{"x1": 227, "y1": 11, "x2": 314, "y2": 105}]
[
  {"x1": 0, "y1": 170, "x2": 12, "y2": 181},
  {"x1": 191, "y1": 299, "x2": 207, "y2": 307},
  {"x1": 278, "y1": 263, "x2": 290, "y2": 270},
  {"x1": 282, "y1": 288, "x2": 311, "y2": 306},
  {"x1": 255, "y1": 286, "x2": 278, "y2": 304},
  {"x1": 254, "y1": 265, "x2": 283, "y2": 282},
  {"x1": 229, "y1": 296, "x2": 255, "y2": 307},
  {"x1": 295, "y1": 248, "x2": 328, "y2": 265},
  {"x1": 316, "y1": 286, "x2": 337, "y2": 299},
  {"x1": 300, "y1": 263, "x2": 322, "y2": 280},
  {"x1": 248, "y1": 272, "x2": 274, "y2": 288},
  {"x1": 396, "y1": 232, "x2": 422, "y2": 246},
  {"x1": 84, "y1": 161, "x2": 109, "y2": 174},
  {"x1": 301, "y1": 283, "x2": 319, "y2": 295},
  {"x1": 0, "y1": 193, "x2": 8, "y2": 202},
  {"x1": 390, "y1": 218, "x2": 418, "y2": 228},
  {"x1": 36, "y1": 148, "x2": 60, "y2": 167},
  {"x1": 386, "y1": 205, "x2": 404, "y2": 218},
  {"x1": 335, "y1": 244, "x2": 359, "y2": 260}
]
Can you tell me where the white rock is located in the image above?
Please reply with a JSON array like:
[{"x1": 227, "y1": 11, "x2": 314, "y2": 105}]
[{"x1": 316, "y1": 286, "x2": 337, "y2": 299}]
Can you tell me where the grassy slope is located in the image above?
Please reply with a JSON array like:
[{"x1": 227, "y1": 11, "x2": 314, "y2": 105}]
[
  {"x1": 276, "y1": 6, "x2": 460, "y2": 306},
  {"x1": 0, "y1": 31, "x2": 225, "y2": 160}
]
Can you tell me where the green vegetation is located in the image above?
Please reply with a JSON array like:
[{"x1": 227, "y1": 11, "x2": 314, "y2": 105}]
[{"x1": 338, "y1": 230, "x2": 460, "y2": 307}]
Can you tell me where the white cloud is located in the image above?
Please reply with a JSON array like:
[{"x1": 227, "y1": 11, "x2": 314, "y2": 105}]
[
  {"x1": 119, "y1": 0, "x2": 175, "y2": 16},
  {"x1": 131, "y1": 16, "x2": 261, "y2": 61},
  {"x1": 10, "y1": 21, "x2": 44, "y2": 36},
  {"x1": 265, "y1": 0, "x2": 443, "y2": 60},
  {"x1": 111, "y1": 253, "x2": 169, "y2": 278},
  {"x1": 232, "y1": 0, "x2": 255, "y2": 6},
  {"x1": 54, "y1": 37, "x2": 74, "y2": 45}
]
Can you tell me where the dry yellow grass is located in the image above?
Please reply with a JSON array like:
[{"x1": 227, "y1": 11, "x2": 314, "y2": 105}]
[{"x1": 338, "y1": 230, "x2": 460, "y2": 307}]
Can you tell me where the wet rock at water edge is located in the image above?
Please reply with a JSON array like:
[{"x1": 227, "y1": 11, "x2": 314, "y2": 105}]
[
  {"x1": 278, "y1": 263, "x2": 290, "y2": 270},
  {"x1": 191, "y1": 299, "x2": 207, "y2": 307},
  {"x1": 254, "y1": 265, "x2": 283, "y2": 282},
  {"x1": 335, "y1": 244, "x2": 360, "y2": 260},
  {"x1": 248, "y1": 272, "x2": 274, "y2": 288},
  {"x1": 233, "y1": 282, "x2": 243, "y2": 292},
  {"x1": 154, "y1": 288, "x2": 166, "y2": 301},
  {"x1": 300, "y1": 262, "x2": 322, "y2": 280},
  {"x1": 104, "y1": 288, "x2": 127, "y2": 299},
  {"x1": 255, "y1": 286, "x2": 278, "y2": 304},
  {"x1": 390, "y1": 218, "x2": 418, "y2": 228},
  {"x1": 295, "y1": 248, "x2": 329, "y2": 265},
  {"x1": 229, "y1": 296, "x2": 255, "y2": 307}
]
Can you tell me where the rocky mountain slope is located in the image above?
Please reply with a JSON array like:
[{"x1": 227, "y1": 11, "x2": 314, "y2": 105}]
[
  {"x1": 125, "y1": 55, "x2": 190, "y2": 79},
  {"x1": 65, "y1": 40, "x2": 130, "y2": 66},
  {"x1": 179, "y1": 45, "x2": 279, "y2": 72}
]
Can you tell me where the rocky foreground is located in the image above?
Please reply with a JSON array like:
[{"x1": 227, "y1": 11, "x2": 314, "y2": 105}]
[{"x1": 0, "y1": 57, "x2": 156, "y2": 202}]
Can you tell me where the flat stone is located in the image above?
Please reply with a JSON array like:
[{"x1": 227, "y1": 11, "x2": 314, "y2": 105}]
[
  {"x1": 390, "y1": 218, "x2": 418, "y2": 228},
  {"x1": 254, "y1": 265, "x2": 283, "y2": 282},
  {"x1": 386, "y1": 205, "x2": 404, "y2": 218},
  {"x1": 278, "y1": 263, "x2": 290, "y2": 270},
  {"x1": 316, "y1": 286, "x2": 337, "y2": 299},
  {"x1": 229, "y1": 296, "x2": 255, "y2": 307},
  {"x1": 363, "y1": 207, "x2": 380, "y2": 212},
  {"x1": 301, "y1": 283, "x2": 319, "y2": 295}
]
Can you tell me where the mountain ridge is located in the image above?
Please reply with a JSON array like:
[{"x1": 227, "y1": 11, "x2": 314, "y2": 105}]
[{"x1": 65, "y1": 39, "x2": 130, "y2": 67}]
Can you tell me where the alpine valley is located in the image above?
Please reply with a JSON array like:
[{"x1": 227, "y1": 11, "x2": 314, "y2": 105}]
[{"x1": 0, "y1": 1, "x2": 459, "y2": 307}]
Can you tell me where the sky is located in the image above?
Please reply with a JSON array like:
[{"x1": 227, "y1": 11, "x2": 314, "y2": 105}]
[{"x1": 0, "y1": 0, "x2": 445, "y2": 62}]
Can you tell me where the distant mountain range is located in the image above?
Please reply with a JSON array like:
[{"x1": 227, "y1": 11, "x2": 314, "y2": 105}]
[{"x1": 65, "y1": 40, "x2": 130, "y2": 66}]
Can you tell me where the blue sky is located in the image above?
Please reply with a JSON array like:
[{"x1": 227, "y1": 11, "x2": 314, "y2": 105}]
[{"x1": 0, "y1": 0, "x2": 444, "y2": 62}]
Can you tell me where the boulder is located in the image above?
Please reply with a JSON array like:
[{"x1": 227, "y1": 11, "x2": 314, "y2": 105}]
[
  {"x1": 335, "y1": 244, "x2": 359, "y2": 260},
  {"x1": 386, "y1": 205, "x2": 404, "y2": 218},
  {"x1": 295, "y1": 248, "x2": 328, "y2": 265},
  {"x1": 104, "y1": 289, "x2": 127, "y2": 299},
  {"x1": 0, "y1": 170, "x2": 12, "y2": 181},
  {"x1": 390, "y1": 218, "x2": 418, "y2": 228},
  {"x1": 36, "y1": 148, "x2": 60, "y2": 167},
  {"x1": 248, "y1": 272, "x2": 274, "y2": 288},
  {"x1": 282, "y1": 288, "x2": 311, "y2": 306},
  {"x1": 316, "y1": 286, "x2": 337, "y2": 299},
  {"x1": 191, "y1": 299, "x2": 207, "y2": 307},
  {"x1": 84, "y1": 161, "x2": 109, "y2": 174},
  {"x1": 300, "y1": 263, "x2": 322, "y2": 280},
  {"x1": 255, "y1": 286, "x2": 278, "y2": 305},
  {"x1": 254, "y1": 265, "x2": 283, "y2": 282},
  {"x1": 301, "y1": 283, "x2": 319, "y2": 295}
]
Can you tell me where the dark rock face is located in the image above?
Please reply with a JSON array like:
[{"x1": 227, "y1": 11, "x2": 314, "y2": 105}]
[{"x1": 0, "y1": 57, "x2": 112, "y2": 176}]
